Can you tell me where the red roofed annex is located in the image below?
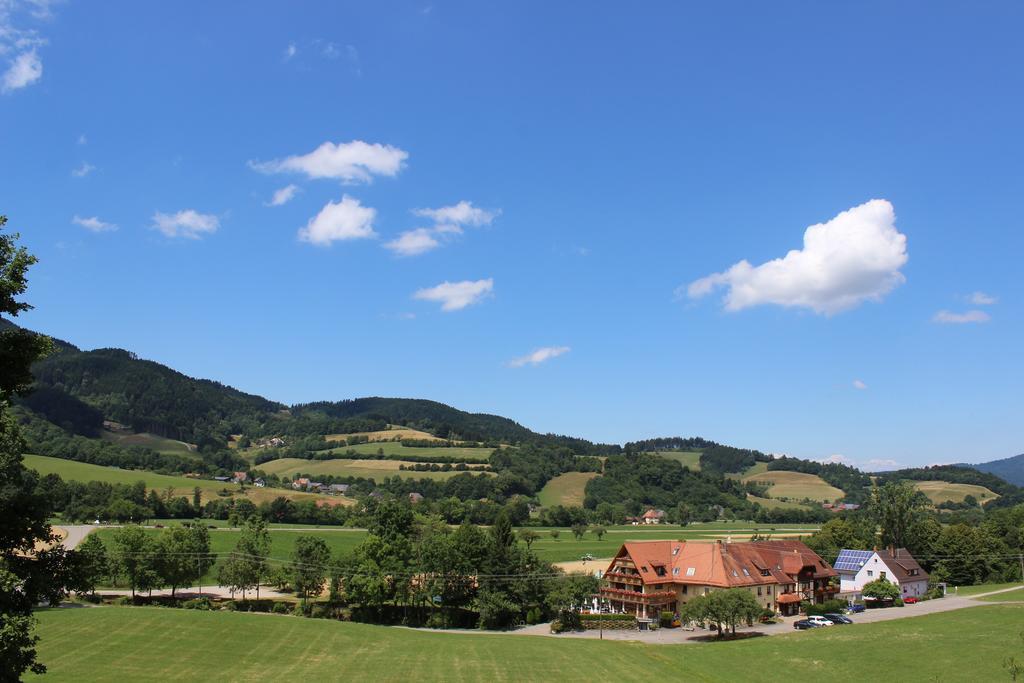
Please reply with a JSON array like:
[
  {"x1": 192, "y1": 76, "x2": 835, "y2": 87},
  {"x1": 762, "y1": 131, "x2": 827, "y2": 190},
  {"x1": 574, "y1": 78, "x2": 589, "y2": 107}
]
[{"x1": 600, "y1": 539, "x2": 838, "y2": 618}]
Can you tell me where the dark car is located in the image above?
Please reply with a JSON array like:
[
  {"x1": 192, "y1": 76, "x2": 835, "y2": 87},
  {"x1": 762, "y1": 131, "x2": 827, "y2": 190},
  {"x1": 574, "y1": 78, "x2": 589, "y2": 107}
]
[
  {"x1": 823, "y1": 613, "x2": 853, "y2": 624},
  {"x1": 793, "y1": 619, "x2": 821, "y2": 630},
  {"x1": 847, "y1": 604, "x2": 866, "y2": 613}
]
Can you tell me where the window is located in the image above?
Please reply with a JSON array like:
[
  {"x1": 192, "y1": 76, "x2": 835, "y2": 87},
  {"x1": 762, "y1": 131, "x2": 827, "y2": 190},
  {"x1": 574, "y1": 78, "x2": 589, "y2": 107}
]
[
  {"x1": 757, "y1": 587, "x2": 762, "y2": 596},
  {"x1": 742, "y1": 568, "x2": 750, "y2": 577},
  {"x1": 767, "y1": 586, "x2": 772, "y2": 595},
  {"x1": 681, "y1": 585, "x2": 688, "y2": 594},
  {"x1": 880, "y1": 571, "x2": 887, "y2": 580},
  {"x1": 672, "y1": 567, "x2": 680, "y2": 576},
  {"x1": 761, "y1": 569, "x2": 770, "y2": 577},
  {"x1": 686, "y1": 567, "x2": 696, "y2": 577},
  {"x1": 672, "y1": 547, "x2": 680, "y2": 556},
  {"x1": 867, "y1": 570, "x2": 873, "y2": 577}
]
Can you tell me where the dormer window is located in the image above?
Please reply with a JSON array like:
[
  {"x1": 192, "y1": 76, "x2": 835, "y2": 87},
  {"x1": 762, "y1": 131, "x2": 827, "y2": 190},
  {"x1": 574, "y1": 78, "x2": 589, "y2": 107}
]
[
  {"x1": 686, "y1": 567, "x2": 696, "y2": 577},
  {"x1": 742, "y1": 568, "x2": 750, "y2": 577}
]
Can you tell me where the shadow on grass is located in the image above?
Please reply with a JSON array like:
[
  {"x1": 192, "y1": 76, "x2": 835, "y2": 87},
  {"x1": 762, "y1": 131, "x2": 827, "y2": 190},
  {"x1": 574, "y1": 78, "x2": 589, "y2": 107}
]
[{"x1": 687, "y1": 631, "x2": 768, "y2": 643}]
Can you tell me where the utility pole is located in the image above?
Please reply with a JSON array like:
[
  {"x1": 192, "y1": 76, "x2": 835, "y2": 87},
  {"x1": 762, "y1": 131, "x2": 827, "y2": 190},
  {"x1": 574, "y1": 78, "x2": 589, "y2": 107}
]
[{"x1": 1019, "y1": 553, "x2": 1023, "y2": 583}]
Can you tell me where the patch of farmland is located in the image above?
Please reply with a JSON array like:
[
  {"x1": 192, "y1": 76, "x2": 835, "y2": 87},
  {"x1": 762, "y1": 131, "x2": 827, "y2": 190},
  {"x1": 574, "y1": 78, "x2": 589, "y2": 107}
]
[
  {"x1": 741, "y1": 470, "x2": 843, "y2": 502},
  {"x1": 256, "y1": 457, "x2": 492, "y2": 481},
  {"x1": 652, "y1": 451, "x2": 702, "y2": 470},
  {"x1": 912, "y1": 480, "x2": 999, "y2": 505},
  {"x1": 537, "y1": 472, "x2": 600, "y2": 507}
]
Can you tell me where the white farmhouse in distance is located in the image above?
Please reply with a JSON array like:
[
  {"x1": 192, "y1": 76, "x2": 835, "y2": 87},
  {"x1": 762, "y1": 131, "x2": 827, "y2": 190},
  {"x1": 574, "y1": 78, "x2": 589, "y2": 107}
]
[{"x1": 835, "y1": 548, "x2": 930, "y2": 599}]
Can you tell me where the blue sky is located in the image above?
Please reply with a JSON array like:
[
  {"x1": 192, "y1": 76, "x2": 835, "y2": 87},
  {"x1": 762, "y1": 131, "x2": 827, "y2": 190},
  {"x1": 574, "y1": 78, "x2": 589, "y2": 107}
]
[{"x1": 1, "y1": 1, "x2": 1021, "y2": 467}]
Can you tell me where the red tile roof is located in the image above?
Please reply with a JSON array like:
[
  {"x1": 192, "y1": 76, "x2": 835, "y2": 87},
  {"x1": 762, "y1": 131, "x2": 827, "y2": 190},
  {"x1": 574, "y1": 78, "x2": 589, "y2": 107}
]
[{"x1": 604, "y1": 539, "x2": 836, "y2": 590}]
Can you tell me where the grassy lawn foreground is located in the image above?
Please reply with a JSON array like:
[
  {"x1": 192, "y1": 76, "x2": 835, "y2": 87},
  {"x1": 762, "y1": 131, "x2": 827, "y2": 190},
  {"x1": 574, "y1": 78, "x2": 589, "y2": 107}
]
[{"x1": 34, "y1": 604, "x2": 1024, "y2": 681}]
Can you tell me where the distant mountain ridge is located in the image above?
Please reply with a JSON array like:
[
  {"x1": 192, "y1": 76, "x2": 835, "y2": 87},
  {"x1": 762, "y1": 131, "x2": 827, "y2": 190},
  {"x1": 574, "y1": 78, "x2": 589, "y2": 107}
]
[{"x1": 959, "y1": 454, "x2": 1024, "y2": 487}]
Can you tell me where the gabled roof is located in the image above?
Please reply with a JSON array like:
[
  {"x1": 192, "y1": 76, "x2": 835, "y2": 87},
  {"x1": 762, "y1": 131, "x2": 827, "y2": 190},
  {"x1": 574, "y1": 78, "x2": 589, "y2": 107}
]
[
  {"x1": 605, "y1": 539, "x2": 836, "y2": 589},
  {"x1": 876, "y1": 548, "x2": 929, "y2": 582}
]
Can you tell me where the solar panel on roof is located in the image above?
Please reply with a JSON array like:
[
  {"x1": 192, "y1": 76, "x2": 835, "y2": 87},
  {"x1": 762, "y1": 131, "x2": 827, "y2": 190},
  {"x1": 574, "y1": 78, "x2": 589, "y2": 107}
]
[{"x1": 834, "y1": 549, "x2": 873, "y2": 572}]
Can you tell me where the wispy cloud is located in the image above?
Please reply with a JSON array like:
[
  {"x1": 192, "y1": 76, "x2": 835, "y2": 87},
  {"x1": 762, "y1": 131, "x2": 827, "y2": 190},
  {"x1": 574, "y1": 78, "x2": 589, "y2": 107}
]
[
  {"x1": 852, "y1": 379, "x2": 867, "y2": 390},
  {"x1": 151, "y1": 209, "x2": 220, "y2": 239},
  {"x1": 969, "y1": 291, "x2": 997, "y2": 306},
  {"x1": 384, "y1": 228, "x2": 439, "y2": 257},
  {"x1": 77, "y1": 133, "x2": 87, "y2": 145},
  {"x1": 685, "y1": 199, "x2": 908, "y2": 315},
  {"x1": 414, "y1": 278, "x2": 493, "y2": 312},
  {"x1": 72, "y1": 215, "x2": 117, "y2": 233},
  {"x1": 71, "y1": 162, "x2": 95, "y2": 178},
  {"x1": 507, "y1": 346, "x2": 571, "y2": 368},
  {"x1": 299, "y1": 195, "x2": 376, "y2": 246},
  {"x1": 933, "y1": 310, "x2": 990, "y2": 325},
  {"x1": 386, "y1": 201, "x2": 499, "y2": 257},
  {"x1": 266, "y1": 184, "x2": 300, "y2": 207},
  {"x1": 283, "y1": 42, "x2": 296, "y2": 61},
  {"x1": 1, "y1": 1, "x2": 55, "y2": 95},
  {"x1": 250, "y1": 140, "x2": 408, "y2": 184}
]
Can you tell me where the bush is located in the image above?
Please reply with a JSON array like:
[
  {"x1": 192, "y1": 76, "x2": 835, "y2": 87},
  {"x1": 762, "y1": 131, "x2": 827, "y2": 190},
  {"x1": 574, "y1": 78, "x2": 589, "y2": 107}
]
[
  {"x1": 894, "y1": 597, "x2": 904, "y2": 607},
  {"x1": 221, "y1": 600, "x2": 236, "y2": 611},
  {"x1": 804, "y1": 599, "x2": 848, "y2": 616},
  {"x1": 183, "y1": 598, "x2": 213, "y2": 611},
  {"x1": 272, "y1": 602, "x2": 289, "y2": 614},
  {"x1": 659, "y1": 611, "x2": 676, "y2": 628},
  {"x1": 525, "y1": 607, "x2": 543, "y2": 625},
  {"x1": 293, "y1": 603, "x2": 313, "y2": 617},
  {"x1": 558, "y1": 609, "x2": 582, "y2": 631},
  {"x1": 550, "y1": 619, "x2": 564, "y2": 634}
]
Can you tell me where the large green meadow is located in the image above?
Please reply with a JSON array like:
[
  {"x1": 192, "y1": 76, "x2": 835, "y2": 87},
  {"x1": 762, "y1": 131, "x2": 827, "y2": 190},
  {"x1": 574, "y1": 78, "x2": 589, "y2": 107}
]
[{"x1": 34, "y1": 604, "x2": 1024, "y2": 681}]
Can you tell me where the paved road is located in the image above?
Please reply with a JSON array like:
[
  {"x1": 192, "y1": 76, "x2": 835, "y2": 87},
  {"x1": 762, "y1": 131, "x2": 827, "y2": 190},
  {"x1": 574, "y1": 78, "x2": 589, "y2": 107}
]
[
  {"x1": 56, "y1": 525, "x2": 97, "y2": 550},
  {"x1": 512, "y1": 584, "x2": 1024, "y2": 643}
]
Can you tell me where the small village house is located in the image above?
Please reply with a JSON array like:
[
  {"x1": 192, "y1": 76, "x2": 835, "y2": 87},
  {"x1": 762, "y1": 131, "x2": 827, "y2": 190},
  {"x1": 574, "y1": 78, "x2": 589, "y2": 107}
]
[
  {"x1": 600, "y1": 539, "x2": 838, "y2": 618},
  {"x1": 835, "y1": 548, "x2": 929, "y2": 599},
  {"x1": 641, "y1": 509, "x2": 666, "y2": 525}
]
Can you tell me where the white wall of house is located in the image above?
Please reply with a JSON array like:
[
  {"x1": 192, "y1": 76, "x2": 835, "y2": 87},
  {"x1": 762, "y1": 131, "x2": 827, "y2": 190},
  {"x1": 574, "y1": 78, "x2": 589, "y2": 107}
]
[{"x1": 838, "y1": 552, "x2": 927, "y2": 596}]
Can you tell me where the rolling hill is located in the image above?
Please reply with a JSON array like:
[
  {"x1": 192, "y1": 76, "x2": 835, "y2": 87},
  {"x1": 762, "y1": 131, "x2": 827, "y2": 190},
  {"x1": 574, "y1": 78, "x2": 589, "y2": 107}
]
[{"x1": 963, "y1": 453, "x2": 1024, "y2": 487}]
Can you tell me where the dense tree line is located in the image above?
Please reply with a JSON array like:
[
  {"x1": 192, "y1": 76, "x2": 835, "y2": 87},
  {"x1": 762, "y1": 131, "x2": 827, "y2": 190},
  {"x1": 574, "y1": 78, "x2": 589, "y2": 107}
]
[
  {"x1": 584, "y1": 453, "x2": 754, "y2": 516},
  {"x1": 623, "y1": 436, "x2": 719, "y2": 452},
  {"x1": 699, "y1": 444, "x2": 772, "y2": 475}
]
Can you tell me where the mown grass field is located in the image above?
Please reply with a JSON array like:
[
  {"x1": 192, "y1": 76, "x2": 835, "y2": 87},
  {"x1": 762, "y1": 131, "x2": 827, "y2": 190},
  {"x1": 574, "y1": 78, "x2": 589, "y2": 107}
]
[
  {"x1": 537, "y1": 472, "x2": 600, "y2": 507},
  {"x1": 978, "y1": 587, "x2": 1024, "y2": 602},
  {"x1": 651, "y1": 451, "x2": 702, "y2": 470},
  {"x1": 23, "y1": 454, "x2": 352, "y2": 507},
  {"x1": 955, "y1": 581, "x2": 1024, "y2": 597},
  {"x1": 255, "y1": 457, "x2": 491, "y2": 481},
  {"x1": 741, "y1": 469, "x2": 843, "y2": 502},
  {"x1": 911, "y1": 480, "x2": 999, "y2": 505},
  {"x1": 326, "y1": 441, "x2": 493, "y2": 461},
  {"x1": 33, "y1": 604, "x2": 1024, "y2": 681}
]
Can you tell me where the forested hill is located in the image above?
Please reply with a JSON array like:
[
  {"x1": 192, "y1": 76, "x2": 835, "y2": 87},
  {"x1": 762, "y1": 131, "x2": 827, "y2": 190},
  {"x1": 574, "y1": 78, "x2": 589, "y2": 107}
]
[
  {"x1": 291, "y1": 398, "x2": 620, "y2": 454},
  {"x1": 10, "y1": 322, "x2": 619, "y2": 454},
  {"x1": 26, "y1": 345, "x2": 285, "y2": 449},
  {"x1": 961, "y1": 454, "x2": 1024, "y2": 488}
]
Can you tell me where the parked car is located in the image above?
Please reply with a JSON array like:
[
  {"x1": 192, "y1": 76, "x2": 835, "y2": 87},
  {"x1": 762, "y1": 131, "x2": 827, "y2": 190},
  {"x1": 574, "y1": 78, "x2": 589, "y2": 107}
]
[
  {"x1": 904, "y1": 597, "x2": 919, "y2": 604},
  {"x1": 823, "y1": 613, "x2": 853, "y2": 624},
  {"x1": 793, "y1": 619, "x2": 821, "y2": 630},
  {"x1": 805, "y1": 616, "x2": 834, "y2": 627},
  {"x1": 847, "y1": 604, "x2": 866, "y2": 613}
]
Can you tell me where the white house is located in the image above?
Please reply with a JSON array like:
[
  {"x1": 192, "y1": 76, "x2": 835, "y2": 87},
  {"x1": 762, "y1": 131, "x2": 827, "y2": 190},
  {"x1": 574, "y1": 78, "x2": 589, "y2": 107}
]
[{"x1": 835, "y1": 548, "x2": 930, "y2": 598}]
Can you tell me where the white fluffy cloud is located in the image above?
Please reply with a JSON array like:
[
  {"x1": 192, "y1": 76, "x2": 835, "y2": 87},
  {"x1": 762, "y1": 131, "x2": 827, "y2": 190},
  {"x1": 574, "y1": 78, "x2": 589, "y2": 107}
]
[
  {"x1": 863, "y1": 458, "x2": 900, "y2": 472},
  {"x1": 151, "y1": 210, "x2": 219, "y2": 239},
  {"x1": 686, "y1": 199, "x2": 908, "y2": 315},
  {"x1": 852, "y1": 379, "x2": 867, "y2": 390},
  {"x1": 384, "y1": 228, "x2": 439, "y2": 256},
  {"x1": 299, "y1": 195, "x2": 376, "y2": 246},
  {"x1": 413, "y1": 200, "x2": 499, "y2": 230},
  {"x1": 507, "y1": 346, "x2": 571, "y2": 368},
  {"x1": 969, "y1": 291, "x2": 997, "y2": 305},
  {"x1": 266, "y1": 184, "x2": 299, "y2": 207},
  {"x1": 71, "y1": 162, "x2": 95, "y2": 178},
  {"x1": 385, "y1": 201, "x2": 499, "y2": 257},
  {"x1": 250, "y1": 140, "x2": 408, "y2": 184},
  {"x1": 72, "y1": 215, "x2": 117, "y2": 232},
  {"x1": 1, "y1": 48, "x2": 41, "y2": 92},
  {"x1": 413, "y1": 278, "x2": 493, "y2": 312},
  {"x1": 933, "y1": 309, "x2": 990, "y2": 324}
]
